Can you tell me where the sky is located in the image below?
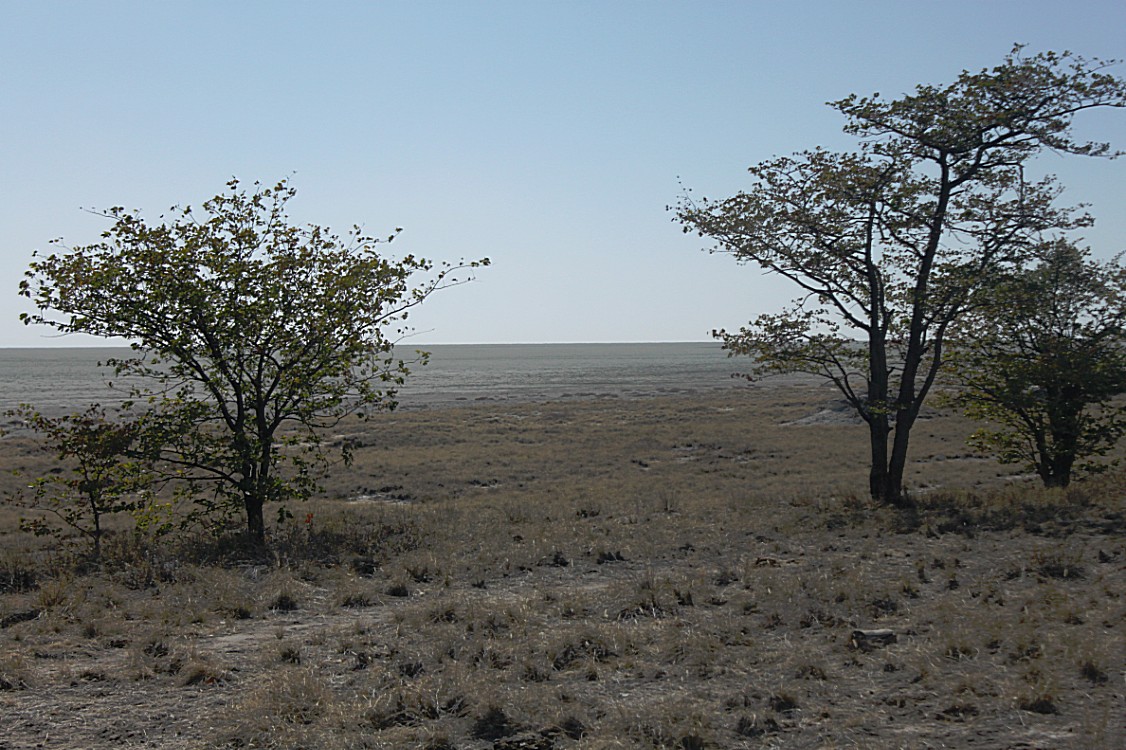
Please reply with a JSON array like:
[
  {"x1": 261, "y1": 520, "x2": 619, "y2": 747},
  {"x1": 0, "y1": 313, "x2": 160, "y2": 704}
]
[{"x1": 2, "y1": 0, "x2": 1124, "y2": 347}]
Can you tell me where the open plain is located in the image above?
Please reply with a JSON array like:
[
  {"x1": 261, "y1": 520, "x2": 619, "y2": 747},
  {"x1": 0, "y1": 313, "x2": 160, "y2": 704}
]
[{"x1": 1, "y1": 381, "x2": 1123, "y2": 749}]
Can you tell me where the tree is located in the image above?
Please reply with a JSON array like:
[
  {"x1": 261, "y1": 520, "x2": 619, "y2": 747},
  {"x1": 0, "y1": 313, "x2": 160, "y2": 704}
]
[
  {"x1": 8, "y1": 405, "x2": 154, "y2": 559},
  {"x1": 20, "y1": 179, "x2": 488, "y2": 544},
  {"x1": 676, "y1": 47, "x2": 1125, "y2": 506},
  {"x1": 945, "y1": 241, "x2": 1126, "y2": 487}
]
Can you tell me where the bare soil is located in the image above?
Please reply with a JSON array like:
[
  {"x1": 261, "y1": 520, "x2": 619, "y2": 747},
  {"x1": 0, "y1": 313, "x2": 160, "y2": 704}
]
[{"x1": 1, "y1": 383, "x2": 1123, "y2": 749}]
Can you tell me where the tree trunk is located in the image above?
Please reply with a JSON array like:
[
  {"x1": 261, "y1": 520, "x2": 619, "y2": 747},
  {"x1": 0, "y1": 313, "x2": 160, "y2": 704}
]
[
  {"x1": 92, "y1": 516, "x2": 103, "y2": 561},
  {"x1": 1043, "y1": 471, "x2": 1071, "y2": 488},
  {"x1": 866, "y1": 325, "x2": 893, "y2": 504},
  {"x1": 233, "y1": 425, "x2": 273, "y2": 546},
  {"x1": 245, "y1": 494, "x2": 266, "y2": 544},
  {"x1": 885, "y1": 412, "x2": 916, "y2": 508},
  {"x1": 868, "y1": 418, "x2": 891, "y2": 502},
  {"x1": 89, "y1": 489, "x2": 103, "y2": 560},
  {"x1": 1041, "y1": 448, "x2": 1074, "y2": 488},
  {"x1": 1042, "y1": 409, "x2": 1079, "y2": 489}
]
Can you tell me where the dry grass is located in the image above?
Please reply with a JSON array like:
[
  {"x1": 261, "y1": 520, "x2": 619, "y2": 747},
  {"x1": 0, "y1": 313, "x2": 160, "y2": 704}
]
[{"x1": 1, "y1": 384, "x2": 1123, "y2": 748}]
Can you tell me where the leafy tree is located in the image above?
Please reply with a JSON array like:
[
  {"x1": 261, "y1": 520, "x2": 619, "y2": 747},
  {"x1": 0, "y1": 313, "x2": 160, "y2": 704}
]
[
  {"x1": 8, "y1": 405, "x2": 154, "y2": 559},
  {"x1": 676, "y1": 47, "x2": 1125, "y2": 506},
  {"x1": 945, "y1": 241, "x2": 1126, "y2": 487},
  {"x1": 20, "y1": 179, "x2": 488, "y2": 544}
]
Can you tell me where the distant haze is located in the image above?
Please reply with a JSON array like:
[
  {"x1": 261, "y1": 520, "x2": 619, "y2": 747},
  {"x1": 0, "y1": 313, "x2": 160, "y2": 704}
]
[{"x1": 0, "y1": 343, "x2": 779, "y2": 418}]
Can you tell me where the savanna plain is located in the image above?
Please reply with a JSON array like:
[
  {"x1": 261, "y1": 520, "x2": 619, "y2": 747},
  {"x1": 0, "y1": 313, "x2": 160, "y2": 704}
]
[{"x1": 0, "y1": 381, "x2": 1123, "y2": 749}]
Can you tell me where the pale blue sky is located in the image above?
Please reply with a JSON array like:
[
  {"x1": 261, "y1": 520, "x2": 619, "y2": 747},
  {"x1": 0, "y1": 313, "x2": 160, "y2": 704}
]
[{"x1": 3, "y1": 1, "x2": 1124, "y2": 346}]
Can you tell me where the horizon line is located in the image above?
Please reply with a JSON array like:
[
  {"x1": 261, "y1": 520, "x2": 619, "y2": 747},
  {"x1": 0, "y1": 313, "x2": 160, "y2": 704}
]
[{"x1": 0, "y1": 339, "x2": 721, "y2": 350}]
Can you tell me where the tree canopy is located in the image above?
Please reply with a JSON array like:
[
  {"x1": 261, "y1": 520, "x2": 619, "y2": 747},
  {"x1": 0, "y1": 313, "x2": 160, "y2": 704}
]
[
  {"x1": 20, "y1": 179, "x2": 488, "y2": 542},
  {"x1": 676, "y1": 46, "x2": 1125, "y2": 505},
  {"x1": 946, "y1": 241, "x2": 1126, "y2": 487}
]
